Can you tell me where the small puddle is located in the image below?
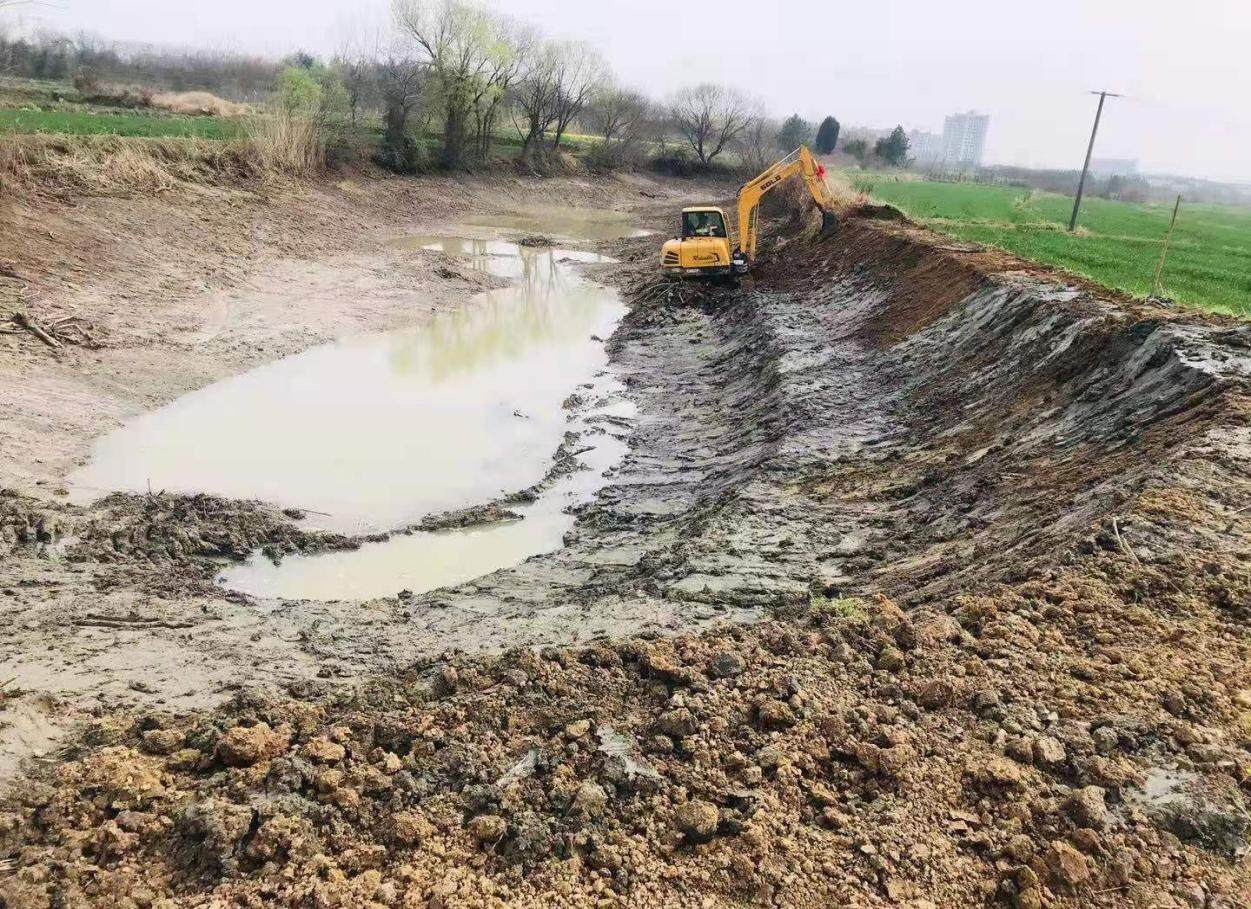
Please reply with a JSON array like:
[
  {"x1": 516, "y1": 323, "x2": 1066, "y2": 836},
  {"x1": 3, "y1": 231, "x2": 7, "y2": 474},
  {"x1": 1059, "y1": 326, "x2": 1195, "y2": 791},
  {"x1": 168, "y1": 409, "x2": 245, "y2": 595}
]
[{"x1": 71, "y1": 234, "x2": 633, "y2": 600}]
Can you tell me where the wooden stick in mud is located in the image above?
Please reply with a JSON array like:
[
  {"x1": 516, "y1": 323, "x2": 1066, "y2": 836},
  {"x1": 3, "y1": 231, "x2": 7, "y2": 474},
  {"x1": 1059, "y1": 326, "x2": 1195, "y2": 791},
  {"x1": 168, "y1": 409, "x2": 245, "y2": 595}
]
[
  {"x1": 1152, "y1": 195, "x2": 1182, "y2": 298},
  {"x1": 1112, "y1": 517, "x2": 1141, "y2": 567},
  {"x1": 11, "y1": 312, "x2": 61, "y2": 349}
]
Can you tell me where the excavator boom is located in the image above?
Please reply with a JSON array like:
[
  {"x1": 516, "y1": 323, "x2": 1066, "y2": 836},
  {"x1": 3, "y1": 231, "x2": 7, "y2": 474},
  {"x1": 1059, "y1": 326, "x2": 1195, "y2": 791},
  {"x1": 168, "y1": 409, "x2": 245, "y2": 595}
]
[{"x1": 736, "y1": 146, "x2": 836, "y2": 263}]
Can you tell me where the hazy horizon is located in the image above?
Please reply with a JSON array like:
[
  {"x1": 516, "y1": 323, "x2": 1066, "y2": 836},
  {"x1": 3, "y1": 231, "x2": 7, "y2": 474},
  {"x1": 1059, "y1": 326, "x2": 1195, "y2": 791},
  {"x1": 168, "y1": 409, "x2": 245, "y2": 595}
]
[{"x1": 9, "y1": 0, "x2": 1251, "y2": 184}]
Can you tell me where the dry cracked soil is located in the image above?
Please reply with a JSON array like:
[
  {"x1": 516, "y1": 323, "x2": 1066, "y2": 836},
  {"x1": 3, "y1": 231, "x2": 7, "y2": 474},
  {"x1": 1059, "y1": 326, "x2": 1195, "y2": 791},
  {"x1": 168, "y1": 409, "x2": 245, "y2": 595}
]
[{"x1": 0, "y1": 171, "x2": 1249, "y2": 909}]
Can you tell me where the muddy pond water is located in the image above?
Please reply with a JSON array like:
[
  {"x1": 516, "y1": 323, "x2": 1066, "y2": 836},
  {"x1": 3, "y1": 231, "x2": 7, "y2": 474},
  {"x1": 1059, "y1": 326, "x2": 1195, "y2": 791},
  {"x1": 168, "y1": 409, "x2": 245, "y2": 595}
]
[
  {"x1": 464, "y1": 209, "x2": 653, "y2": 242},
  {"x1": 71, "y1": 230, "x2": 633, "y2": 601}
]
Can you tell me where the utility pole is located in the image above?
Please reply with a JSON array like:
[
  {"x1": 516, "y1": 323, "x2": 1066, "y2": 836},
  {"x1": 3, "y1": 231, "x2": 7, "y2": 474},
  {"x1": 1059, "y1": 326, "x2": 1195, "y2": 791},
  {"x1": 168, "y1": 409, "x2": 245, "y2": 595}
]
[{"x1": 1069, "y1": 90, "x2": 1121, "y2": 232}]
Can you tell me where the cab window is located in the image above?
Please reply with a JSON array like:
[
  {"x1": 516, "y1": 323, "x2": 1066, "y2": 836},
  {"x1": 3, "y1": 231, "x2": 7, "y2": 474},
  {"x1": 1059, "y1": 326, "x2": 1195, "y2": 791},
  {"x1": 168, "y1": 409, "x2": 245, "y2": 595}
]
[{"x1": 682, "y1": 211, "x2": 727, "y2": 239}]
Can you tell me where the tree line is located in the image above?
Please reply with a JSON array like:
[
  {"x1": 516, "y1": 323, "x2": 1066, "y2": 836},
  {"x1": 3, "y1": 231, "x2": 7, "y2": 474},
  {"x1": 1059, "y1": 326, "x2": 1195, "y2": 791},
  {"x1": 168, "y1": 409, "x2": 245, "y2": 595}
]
[
  {"x1": 0, "y1": 1, "x2": 877, "y2": 175},
  {"x1": 0, "y1": 29, "x2": 283, "y2": 100},
  {"x1": 326, "y1": 1, "x2": 852, "y2": 174}
]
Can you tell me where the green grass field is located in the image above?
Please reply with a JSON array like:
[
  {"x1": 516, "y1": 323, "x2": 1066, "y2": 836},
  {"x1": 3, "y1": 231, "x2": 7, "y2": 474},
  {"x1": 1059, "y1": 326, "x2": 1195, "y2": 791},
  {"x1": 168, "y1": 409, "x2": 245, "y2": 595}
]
[
  {"x1": 0, "y1": 108, "x2": 245, "y2": 140},
  {"x1": 851, "y1": 176, "x2": 1251, "y2": 317}
]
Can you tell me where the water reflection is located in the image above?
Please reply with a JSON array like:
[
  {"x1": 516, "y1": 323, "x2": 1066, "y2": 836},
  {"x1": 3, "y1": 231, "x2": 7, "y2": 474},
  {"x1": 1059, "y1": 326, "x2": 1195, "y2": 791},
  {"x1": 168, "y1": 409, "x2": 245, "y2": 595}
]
[
  {"x1": 387, "y1": 243, "x2": 614, "y2": 383},
  {"x1": 462, "y1": 210, "x2": 653, "y2": 241},
  {"x1": 71, "y1": 245, "x2": 625, "y2": 535}
]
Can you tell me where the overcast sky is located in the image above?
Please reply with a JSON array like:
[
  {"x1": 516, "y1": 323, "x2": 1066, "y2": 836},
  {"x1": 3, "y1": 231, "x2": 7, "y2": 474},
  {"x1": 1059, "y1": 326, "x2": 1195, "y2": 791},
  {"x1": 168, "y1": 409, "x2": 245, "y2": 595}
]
[{"x1": 17, "y1": 0, "x2": 1251, "y2": 182}]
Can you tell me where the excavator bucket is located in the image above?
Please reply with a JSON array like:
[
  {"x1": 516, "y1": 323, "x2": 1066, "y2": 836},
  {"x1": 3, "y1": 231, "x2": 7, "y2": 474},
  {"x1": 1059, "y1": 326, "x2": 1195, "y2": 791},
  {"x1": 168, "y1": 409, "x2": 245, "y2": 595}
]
[{"x1": 820, "y1": 208, "x2": 838, "y2": 235}]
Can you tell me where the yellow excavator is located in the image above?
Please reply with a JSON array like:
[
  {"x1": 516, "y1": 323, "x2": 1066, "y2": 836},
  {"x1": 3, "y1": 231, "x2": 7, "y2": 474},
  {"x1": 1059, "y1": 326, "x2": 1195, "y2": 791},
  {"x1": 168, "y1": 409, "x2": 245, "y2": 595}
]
[{"x1": 660, "y1": 146, "x2": 836, "y2": 278}]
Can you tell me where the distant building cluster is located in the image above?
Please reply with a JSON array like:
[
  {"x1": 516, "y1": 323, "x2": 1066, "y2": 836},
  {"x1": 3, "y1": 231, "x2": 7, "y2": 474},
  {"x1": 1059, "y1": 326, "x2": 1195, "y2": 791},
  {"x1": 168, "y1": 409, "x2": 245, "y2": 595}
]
[
  {"x1": 903, "y1": 111, "x2": 990, "y2": 170},
  {"x1": 907, "y1": 129, "x2": 943, "y2": 165},
  {"x1": 846, "y1": 111, "x2": 990, "y2": 170},
  {"x1": 1091, "y1": 158, "x2": 1140, "y2": 177},
  {"x1": 941, "y1": 111, "x2": 990, "y2": 169}
]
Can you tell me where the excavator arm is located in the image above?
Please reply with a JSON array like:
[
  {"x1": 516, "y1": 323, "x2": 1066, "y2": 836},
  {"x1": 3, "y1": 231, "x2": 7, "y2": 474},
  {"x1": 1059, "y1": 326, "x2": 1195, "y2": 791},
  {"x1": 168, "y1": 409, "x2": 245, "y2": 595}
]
[{"x1": 735, "y1": 146, "x2": 836, "y2": 264}]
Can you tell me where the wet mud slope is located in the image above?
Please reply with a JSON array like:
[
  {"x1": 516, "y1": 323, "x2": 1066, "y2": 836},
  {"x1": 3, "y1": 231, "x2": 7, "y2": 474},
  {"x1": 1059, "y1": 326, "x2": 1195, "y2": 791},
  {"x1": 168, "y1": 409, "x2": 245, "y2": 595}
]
[{"x1": 3, "y1": 212, "x2": 1251, "y2": 908}]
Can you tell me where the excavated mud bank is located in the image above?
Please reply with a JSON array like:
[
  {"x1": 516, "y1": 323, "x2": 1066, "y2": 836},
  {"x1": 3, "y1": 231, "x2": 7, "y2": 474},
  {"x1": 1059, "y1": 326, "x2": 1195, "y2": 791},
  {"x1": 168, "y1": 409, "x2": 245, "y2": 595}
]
[{"x1": 2, "y1": 210, "x2": 1251, "y2": 908}]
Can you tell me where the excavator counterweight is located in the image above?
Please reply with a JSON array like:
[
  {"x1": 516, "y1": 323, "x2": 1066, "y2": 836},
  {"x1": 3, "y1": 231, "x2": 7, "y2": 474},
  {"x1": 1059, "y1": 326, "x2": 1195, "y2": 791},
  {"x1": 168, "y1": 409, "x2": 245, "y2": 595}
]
[{"x1": 660, "y1": 146, "x2": 837, "y2": 279}]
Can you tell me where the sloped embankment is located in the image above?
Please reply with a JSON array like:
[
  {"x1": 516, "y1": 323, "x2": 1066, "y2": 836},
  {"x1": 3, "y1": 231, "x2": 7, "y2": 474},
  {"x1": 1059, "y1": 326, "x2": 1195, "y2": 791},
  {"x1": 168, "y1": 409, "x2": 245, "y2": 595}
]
[
  {"x1": 2, "y1": 213, "x2": 1249, "y2": 909},
  {"x1": 791, "y1": 220, "x2": 1251, "y2": 605}
]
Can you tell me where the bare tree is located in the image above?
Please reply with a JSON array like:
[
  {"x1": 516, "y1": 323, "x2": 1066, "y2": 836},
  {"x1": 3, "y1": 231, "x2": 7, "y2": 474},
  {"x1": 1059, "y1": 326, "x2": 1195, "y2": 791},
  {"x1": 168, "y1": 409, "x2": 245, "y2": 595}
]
[
  {"x1": 736, "y1": 113, "x2": 781, "y2": 174},
  {"x1": 586, "y1": 85, "x2": 651, "y2": 165},
  {"x1": 512, "y1": 40, "x2": 561, "y2": 157},
  {"x1": 547, "y1": 41, "x2": 604, "y2": 151},
  {"x1": 669, "y1": 82, "x2": 755, "y2": 166},
  {"x1": 469, "y1": 17, "x2": 533, "y2": 159},
  {"x1": 333, "y1": 27, "x2": 382, "y2": 127},
  {"x1": 373, "y1": 31, "x2": 428, "y2": 172},
  {"x1": 393, "y1": 0, "x2": 511, "y2": 168}
]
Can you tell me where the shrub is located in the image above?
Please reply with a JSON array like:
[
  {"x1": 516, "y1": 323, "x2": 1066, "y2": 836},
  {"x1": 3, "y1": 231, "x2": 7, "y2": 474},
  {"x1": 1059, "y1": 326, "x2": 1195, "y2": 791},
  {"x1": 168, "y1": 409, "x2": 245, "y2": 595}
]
[
  {"x1": 844, "y1": 138, "x2": 869, "y2": 164},
  {"x1": 776, "y1": 114, "x2": 813, "y2": 151},
  {"x1": 72, "y1": 70, "x2": 102, "y2": 94},
  {"x1": 276, "y1": 67, "x2": 323, "y2": 116},
  {"x1": 874, "y1": 126, "x2": 910, "y2": 167},
  {"x1": 649, "y1": 147, "x2": 699, "y2": 177},
  {"x1": 265, "y1": 65, "x2": 352, "y2": 174},
  {"x1": 374, "y1": 132, "x2": 424, "y2": 174},
  {"x1": 815, "y1": 116, "x2": 840, "y2": 155},
  {"x1": 583, "y1": 141, "x2": 622, "y2": 174}
]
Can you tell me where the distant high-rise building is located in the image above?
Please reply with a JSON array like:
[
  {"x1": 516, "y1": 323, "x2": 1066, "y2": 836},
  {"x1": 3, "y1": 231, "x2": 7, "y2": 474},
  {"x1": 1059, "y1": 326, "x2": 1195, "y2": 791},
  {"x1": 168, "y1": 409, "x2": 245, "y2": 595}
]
[
  {"x1": 941, "y1": 111, "x2": 990, "y2": 168},
  {"x1": 907, "y1": 130, "x2": 944, "y2": 165}
]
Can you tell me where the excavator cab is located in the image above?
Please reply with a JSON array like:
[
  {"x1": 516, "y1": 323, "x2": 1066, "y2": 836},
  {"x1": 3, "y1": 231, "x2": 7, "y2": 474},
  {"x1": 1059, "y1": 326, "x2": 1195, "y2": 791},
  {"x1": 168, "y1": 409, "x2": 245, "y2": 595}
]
[
  {"x1": 660, "y1": 207, "x2": 740, "y2": 277},
  {"x1": 660, "y1": 146, "x2": 836, "y2": 279}
]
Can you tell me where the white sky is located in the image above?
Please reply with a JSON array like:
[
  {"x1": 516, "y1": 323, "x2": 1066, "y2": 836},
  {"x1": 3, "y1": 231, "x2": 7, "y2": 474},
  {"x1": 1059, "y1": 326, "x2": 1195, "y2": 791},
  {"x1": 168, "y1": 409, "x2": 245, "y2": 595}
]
[{"x1": 16, "y1": 0, "x2": 1251, "y2": 182}]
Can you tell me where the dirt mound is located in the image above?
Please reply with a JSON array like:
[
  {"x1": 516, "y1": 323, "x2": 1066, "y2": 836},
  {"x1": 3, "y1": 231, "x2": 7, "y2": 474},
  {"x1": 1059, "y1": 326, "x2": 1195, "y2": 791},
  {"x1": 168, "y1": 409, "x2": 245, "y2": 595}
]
[
  {"x1": 2, "y1": 489, "x2": 362, "y2": 596},
  {"x1": 3, "y1": 588, "x2": 1248, "y2": 908},
  {"x1": 848, "y1": 201, "x2": 908, "y2": 222},
  {"x1": 0, "y1": 489, "x2": 61, "y2": 550},
  {"x1": 68, "y1": 492, "x2": 355, "y2": 566}
]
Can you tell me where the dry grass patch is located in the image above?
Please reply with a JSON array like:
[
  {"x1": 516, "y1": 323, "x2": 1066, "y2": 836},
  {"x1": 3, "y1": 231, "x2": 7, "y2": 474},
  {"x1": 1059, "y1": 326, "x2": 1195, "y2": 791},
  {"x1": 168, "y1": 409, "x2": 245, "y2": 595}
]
[
  {"x1": 245, "y1": 113, "x2": 324, "y2": 176},
  {"x1": 824, "y1": 169, "x2": 867, "y2": 212},
  {"x1": 0, "y1": 134, "x2": 247, "y2": 194},
  {"x1": 150, "y1": 91, "x2": 249, "y2": 118},
  {"x1": 0, "y1": 116, "x2": 324, "y2": 196}
]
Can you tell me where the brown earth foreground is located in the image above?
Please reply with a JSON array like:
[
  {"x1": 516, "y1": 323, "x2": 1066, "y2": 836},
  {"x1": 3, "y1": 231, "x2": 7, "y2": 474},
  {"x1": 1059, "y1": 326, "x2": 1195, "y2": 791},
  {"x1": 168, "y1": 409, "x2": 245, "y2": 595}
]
[{"x1": 1, "y1": 172, "x2": 1250, "y2": 908}]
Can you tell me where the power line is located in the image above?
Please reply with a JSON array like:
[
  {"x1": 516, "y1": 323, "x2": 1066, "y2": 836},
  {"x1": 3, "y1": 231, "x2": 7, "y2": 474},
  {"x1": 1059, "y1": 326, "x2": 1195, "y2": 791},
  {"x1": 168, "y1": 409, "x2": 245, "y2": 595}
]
[{"x1": 1069, "y1": 90, "x2": 1121, "y2": 232}]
